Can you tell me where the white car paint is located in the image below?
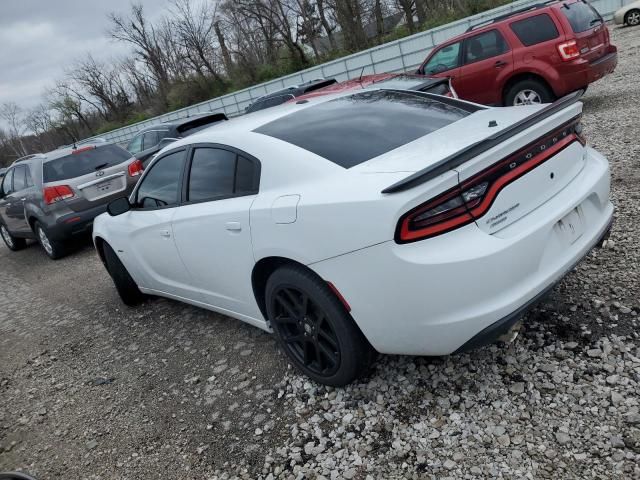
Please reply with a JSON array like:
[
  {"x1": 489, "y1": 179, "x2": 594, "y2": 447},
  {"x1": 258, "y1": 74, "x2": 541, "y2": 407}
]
[
  {"x1": 93, "y1": 89, "x2": 613, "y2": 356},
  {"x1": 613, "y1": 0, "x2": 640, "y2": 24}
]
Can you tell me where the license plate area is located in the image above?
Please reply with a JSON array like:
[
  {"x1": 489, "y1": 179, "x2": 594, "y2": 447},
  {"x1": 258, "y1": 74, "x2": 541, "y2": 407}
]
[
  {"x1": 555, "y1": 207, "x2": 584, "y2": 245},
  {"x1": 81, "y1": 175, "x2": 126, "y2": 201}
]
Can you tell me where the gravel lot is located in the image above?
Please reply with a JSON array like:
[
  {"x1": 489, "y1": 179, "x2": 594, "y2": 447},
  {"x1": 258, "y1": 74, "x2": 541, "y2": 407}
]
[{"x1": 2, "y1": 25, "x2": 640, "y2": 480}]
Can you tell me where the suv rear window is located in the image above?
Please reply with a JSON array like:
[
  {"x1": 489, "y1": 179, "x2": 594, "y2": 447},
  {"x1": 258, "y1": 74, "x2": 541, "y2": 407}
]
[
  {"x1": 510, "y1": 13, "x2": 560, "y2": 46},
  {"x1": 43, "y1": 145, "x2": 131, "y2": 182},
  {"x1": 560, "y1": 1, "x2": 602, "y2": 33},
  {"x1": 255, "y1": 90, "x2": 474, "y2": 169}
]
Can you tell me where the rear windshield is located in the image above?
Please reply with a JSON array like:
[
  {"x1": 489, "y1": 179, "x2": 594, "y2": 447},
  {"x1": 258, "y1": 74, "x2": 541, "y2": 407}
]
[
  {"x1": 177, "y1": 114, "x2": 227, "y2": 136},
  {"x1": 246, "y1": 94, "x2": 295, "y2": 114},
  {"x1": 43, "y1": 145, "x2": 131, "y2": 182},
  {"x1": 561, "y1": 1, "x2": 602, "y2": 33},
  {"x1": 254, "y1": 90, "x2": 474, "y2": 168}
]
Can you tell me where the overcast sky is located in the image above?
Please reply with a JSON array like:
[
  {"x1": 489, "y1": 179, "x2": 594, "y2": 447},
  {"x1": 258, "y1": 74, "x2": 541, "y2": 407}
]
[{"x1": 0, "y1": 0, "x2": 169, "y2": 116}]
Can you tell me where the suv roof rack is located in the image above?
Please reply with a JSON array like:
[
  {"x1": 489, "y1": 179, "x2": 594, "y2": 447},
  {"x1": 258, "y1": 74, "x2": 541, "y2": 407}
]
[{"x1": 465, "y1": 1, "x2": 557, "y2": 32}]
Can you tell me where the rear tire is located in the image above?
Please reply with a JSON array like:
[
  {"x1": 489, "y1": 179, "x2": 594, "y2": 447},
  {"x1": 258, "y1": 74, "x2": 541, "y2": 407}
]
[
  {"x1": 34, "y1": 221, "x2": 66, "y2": 260},
  {"x1": 103, "y1": 242, "x2": 144, "y2": 306},
  {"x1": 0, "y1": 223, "x2": 27, "y2": 251},
  {"x1": 265, "y1": 264, "x2": 373, "y2": 386},
  {"x1": 505, "y1": 79, "x2": 554, "y2": 106},
  {"x1": 626, "y1": 9, "x2": 640, "y2": 26}
]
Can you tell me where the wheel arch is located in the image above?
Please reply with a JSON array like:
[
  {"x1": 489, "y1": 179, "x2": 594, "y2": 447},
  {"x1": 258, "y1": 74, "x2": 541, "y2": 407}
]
[
  {"x1": 251, "y1": 256, "x2": 309, "y2": 320},
  {"x1": 626, "y1": 8, "x2": 640, "y2": 24},
  {"x1": 94, "y1": 236, "x2": 107, "y2": 266},
  {"x1": 502, "y1": 72, "x2": 556, "y2": 105}
]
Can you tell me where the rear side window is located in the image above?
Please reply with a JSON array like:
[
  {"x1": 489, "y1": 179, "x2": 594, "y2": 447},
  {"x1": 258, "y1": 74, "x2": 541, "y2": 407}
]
[
  {"x1": 187, "y1": 148, "x2": 259, "y2": 202},
  {"x1": 510, "y1": 14, "x2": 560, "y2": 46},
  {"x1": 560, "y1": 1, "x2": 602, "y2": 33},
  {"x1": 255, "y1": 90, "x2": 473, "y2": 169},
  {"x1": 43, "y1": 145, "x2": 132, "y2": 182},
  {"x1": 136, "y1": 150, "x2": 186, "y2": 209},
  {"x1": 463, "y1": 30, "x2": 509, "y2": 64}
]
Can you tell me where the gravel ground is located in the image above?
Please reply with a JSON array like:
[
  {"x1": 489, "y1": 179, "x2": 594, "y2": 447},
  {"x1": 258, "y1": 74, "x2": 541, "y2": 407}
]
[{"x1": 2, "y1": 25, "x2": 640, "y2": 480}]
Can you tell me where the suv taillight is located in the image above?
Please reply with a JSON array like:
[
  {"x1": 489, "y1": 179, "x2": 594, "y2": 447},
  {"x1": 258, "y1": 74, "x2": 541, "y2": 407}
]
[
  {"x1": 396, "y1": 118, "x2": 585, "y2": 243},
  {"x1": 128, "y1": 159, "x2": 144, "y2": 177},
  {"x1": 43, "y1": 185, "x2": 75, "y2": 205},
  {"x1": 557, "y1": 40, "x2": 580, "y2": 61}
]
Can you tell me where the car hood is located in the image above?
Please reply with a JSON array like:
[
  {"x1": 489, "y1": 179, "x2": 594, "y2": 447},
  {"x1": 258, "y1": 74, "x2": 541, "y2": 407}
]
[{"x1": 354, "y1": 104, "x2": 545, "y2": 174}]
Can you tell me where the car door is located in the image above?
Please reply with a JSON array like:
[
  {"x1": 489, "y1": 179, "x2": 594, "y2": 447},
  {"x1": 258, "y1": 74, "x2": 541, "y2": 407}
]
[
  {"x1": 419, "y1": 41, "x2": 462, "y2": 81},
  {"x1": 4, "y1": 165, "x2": 32, "y2": 234},
  {"x1": 119, "y1": 148, "x2": 198, "y2": 298},
  {"x1": 0, "y1": 168, "x2": 15, "y2": 230},
  {"x1": 456, "y1": 29, "x2": 513, "y2": 105},
  {"x1": 171, "y1": 145, "x2": 263, "y2": 321}
]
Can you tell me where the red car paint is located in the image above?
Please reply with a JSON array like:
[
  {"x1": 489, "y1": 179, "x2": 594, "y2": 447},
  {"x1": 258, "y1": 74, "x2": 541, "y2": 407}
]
[{"x1": 417, "y1": 0, "x2": 617, "y2": 106}]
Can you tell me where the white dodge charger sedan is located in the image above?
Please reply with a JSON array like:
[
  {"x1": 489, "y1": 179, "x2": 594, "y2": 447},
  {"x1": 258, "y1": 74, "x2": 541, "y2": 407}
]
[{"x1": 93, "y1": 89, "x2": 613, "y2": 386}]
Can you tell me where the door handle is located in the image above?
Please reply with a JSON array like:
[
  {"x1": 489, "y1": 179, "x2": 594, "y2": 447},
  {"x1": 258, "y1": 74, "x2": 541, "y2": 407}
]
[
  {"x1": 160, "y1": 229, "x2": 171, "y2": 238},
  {"x1": 225, "y1": 222, "x2": 242, "y2": 232},
  {"x1": 494, "y1": 60, "x2": 508, "y2": 68}
]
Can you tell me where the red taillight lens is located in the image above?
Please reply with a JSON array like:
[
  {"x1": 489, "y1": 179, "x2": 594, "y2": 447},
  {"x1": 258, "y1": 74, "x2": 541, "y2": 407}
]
[
  {"x1": 128, "y1": 159, "x2": 144, "y2": 177},
  {"x1": 396, "y1": 118, "x2": 584, "y2": 243},
  {"x1": 557, "y1": 40, "x2": 580, "y2": 61},
  {"x1": 43, "y1": 185, "x2": 74, "y2": 205}
]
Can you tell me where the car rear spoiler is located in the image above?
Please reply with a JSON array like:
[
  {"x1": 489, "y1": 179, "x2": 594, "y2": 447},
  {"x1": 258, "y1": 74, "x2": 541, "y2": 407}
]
[{"x1": 381, "y1": 90, "x2": 585, "y2": 194}]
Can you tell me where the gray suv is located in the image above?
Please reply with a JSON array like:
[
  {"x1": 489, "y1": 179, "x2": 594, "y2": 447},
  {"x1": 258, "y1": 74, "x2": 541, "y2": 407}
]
[{"x1": 0, "y1": 143, "x2": 141, "y2": 259}]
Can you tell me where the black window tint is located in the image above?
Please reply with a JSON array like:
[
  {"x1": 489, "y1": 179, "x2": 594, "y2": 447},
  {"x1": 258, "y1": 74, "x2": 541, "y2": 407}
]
[
  {"x1": 2, "y1": 169, "x2": 14, "y2": 194},
  {"x1": 463, "y1": 30, "x2": 509, "y2": 64},
  {"x1": 136, "y1": 150, "x2": 186, "y2": 208},
  {"x1": 142, "y1": 131, "x2": 160, "y2": 150},
  {"x1": 247, "y1": 94, "x2": 295, "y2": 113},
  {"x1": 188, "y1": 148, "x2": 236, "y2": 201},
  {"x1": 12, "y1": 165, "x2": 26, "y2": 192},
  {"x1": 127, "y1": 134, "x2": 143, "y2": 154},
  {"x1": 43, "y1": 145, "x2": 132, "y2": 182},
  {"x1": 510, "y1": 14, "x2": 560, "y2": 46},
  {"x1": 561, "y1": 1, "x2": 602, "y2": 33},
  {"x1": 255, "y1": 90, "x2": 472, "y2": 169},
  {"x1": 235, "y1": 156, "x2": 257, "y2": 193}
]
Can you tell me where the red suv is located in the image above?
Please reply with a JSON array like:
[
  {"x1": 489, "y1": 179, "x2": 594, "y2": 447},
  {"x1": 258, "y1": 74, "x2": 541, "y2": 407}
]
[{"x1": 417, "y1": 0, "x2": 617, "y2": 106}]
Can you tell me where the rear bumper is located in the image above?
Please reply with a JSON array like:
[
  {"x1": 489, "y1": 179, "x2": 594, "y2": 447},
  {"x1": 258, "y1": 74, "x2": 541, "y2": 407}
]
[
  {"x1": 311, "y1": 147, "x2": 612, "y2": 356},
  {"x1": 558, "y1": 48, "x2": 617, "y2": 92},
  {"x1": 46, "y1": 203, "x2": 109, "y2": 241}
]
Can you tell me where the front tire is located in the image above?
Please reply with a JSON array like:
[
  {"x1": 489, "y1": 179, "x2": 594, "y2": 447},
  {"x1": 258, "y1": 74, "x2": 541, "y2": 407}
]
[
  {"x1": 626, "y1": 9, "x2": 640, "y2": 26},
  {"x1": 265, "y1": 264, "x2": 373, "y2": 386},
  {"x1": 103, "y1": 242, "x2": 144, "y2": 306},
  {"x1": 505, "y1": 79, "x2": 554, "y2": 106},
  {"x1": 0, "y1": 223, "x2": 27, "y2": 251},
  {"x1": 34, "y1": 221, "x2": 66, "y2": 260}
]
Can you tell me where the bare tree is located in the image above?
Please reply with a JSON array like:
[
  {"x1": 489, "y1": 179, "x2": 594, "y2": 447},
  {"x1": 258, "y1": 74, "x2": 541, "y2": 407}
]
[{"x1": 0, "y1": 103, "x2": 28, "y2": 157}]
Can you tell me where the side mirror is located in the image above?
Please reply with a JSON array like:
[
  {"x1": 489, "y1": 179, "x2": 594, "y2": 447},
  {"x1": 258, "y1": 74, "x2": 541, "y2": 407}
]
[{"x1": 107, "y1": 197, "x2": 131, "y2": 216}]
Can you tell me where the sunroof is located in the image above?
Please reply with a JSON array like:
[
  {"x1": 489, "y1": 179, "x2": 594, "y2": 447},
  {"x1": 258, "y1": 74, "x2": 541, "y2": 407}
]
[{"x1": 254, "y1": 90, "x2": 473, "y2": 168}]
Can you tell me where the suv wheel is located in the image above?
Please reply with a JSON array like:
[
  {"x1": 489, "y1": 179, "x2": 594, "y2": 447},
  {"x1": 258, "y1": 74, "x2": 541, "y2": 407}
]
[
  {"x1": 0, "y1": 223, "x2": 27, "y2": 251},
  {"x1": 34, "y1": 221, "x2": 66, "y2": 260},
  {"x1": 626, "y1": 10, "x2": 640, "y2": 26},
  {"x1": 265, "y1": 264, "x2": 373, "y2": 386},
  {"x1": 505, "y1": 79, "x2": 554, "y2": 106},
  {"x1": 103, "y1": 242, "x2": 144, "y2": 306}
]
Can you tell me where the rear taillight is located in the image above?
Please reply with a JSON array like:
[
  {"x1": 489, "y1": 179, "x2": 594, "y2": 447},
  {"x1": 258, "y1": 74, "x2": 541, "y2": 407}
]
[
  {"x1": 396, "y1": 118, "x2": 584, "y2": 243},
  {"x1": 128, "y1": 159, "x2": 144, "y2": 177},
  {"x1": 43, "y1": 185, "x2": 75, "y2": 205},
  {"x1": 557, "y1": 40, "x2": 580, "y2": 61}
]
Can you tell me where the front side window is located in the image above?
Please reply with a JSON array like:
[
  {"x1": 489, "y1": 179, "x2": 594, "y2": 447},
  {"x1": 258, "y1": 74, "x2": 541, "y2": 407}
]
[
  {"x1": 136, "y1": 150, "x2": 186, "y2": 209},
  {"x1": 127, "y1": 134, "x2": 144, "y2": 155},
  {"x1": 25, "y1": 166, "x2": 34, "y2": 187},
  {"x1": 142, "y1": 131, "x2": 160, "y2": 150},
  {"x1": 463, "y1": 30, "x2": 509, "y2": 64},
  {"x1": 424, "y1": 42, "x2": 461, "y2": 74},
  {"x1": 187, "y1": 148, "x2": 259, "y2": 202},
  {"x1": 12, "y1": 165, "x2": 27, "y2": 192},
  {"x1": 510, "y1": 14, "x2": 560, "y2": 46},
  {"x1": 2, "y1": 169, "x2": 14, "y2": 195}
]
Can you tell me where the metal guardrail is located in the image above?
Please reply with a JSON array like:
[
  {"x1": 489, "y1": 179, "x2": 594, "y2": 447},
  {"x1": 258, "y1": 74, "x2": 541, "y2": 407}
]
[{"x1": 83, "y1": 0, "x2": 629, "y2": 146}]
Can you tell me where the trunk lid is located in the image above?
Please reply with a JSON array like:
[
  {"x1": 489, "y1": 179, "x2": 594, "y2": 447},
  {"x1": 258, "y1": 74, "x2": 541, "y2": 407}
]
[{"x1": 43, "y1": 144, "x2": 135, "y2": 212}]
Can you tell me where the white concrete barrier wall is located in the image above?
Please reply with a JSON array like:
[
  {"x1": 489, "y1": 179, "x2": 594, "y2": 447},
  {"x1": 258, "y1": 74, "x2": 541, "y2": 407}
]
[{"x1": 83, "y1": 0, "x2": 629, "y2": 146}]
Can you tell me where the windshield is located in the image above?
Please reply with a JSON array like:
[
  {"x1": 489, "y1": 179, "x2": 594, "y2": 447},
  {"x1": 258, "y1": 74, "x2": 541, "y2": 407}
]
[{"x1": 43, "y1": 145, "x2": 131, "y2": 182}]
